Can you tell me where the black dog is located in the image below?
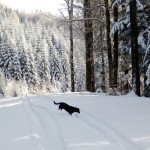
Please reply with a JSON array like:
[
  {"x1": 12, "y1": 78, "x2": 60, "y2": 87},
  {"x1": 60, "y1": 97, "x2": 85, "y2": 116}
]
[{"x1": 54, "y1": 101, "x2": 80, "y2": 115}]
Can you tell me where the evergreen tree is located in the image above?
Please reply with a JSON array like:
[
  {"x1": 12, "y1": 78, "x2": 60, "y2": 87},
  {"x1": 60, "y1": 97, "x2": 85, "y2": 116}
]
[
  {"x1": 111, "y1": 0, "x2": 149, "y2": 96},
  {"x1": 0, "y1": 31, "x2": 22, "y2": 80}
]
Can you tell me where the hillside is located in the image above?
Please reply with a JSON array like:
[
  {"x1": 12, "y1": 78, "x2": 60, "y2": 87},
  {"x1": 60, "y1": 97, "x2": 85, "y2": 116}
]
[{"x1": 0, "y1": 4, "x2": 85, "y2": 97}]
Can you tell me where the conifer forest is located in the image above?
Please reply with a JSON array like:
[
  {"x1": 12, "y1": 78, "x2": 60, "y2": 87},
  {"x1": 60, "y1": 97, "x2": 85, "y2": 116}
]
[{"x1": 0, "y1": 0, "x2": 150, "y2": 97}]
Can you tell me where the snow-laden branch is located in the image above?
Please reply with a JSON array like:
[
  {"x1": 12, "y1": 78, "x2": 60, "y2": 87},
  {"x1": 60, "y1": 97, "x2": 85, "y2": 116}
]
[{"x1": 110, "y1": 16, "x2": 130, "y2": 36}]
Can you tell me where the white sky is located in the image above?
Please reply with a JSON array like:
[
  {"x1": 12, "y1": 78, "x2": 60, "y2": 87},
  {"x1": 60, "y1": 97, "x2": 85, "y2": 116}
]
[{"x1": 0, "y1": 0, "x2": 65, "y2": 15}]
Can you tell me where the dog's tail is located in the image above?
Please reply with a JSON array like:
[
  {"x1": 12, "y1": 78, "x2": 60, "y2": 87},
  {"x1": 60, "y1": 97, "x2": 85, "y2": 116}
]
[{"x1": 53, "y1": 101, "x2": 60, "y2": 105}]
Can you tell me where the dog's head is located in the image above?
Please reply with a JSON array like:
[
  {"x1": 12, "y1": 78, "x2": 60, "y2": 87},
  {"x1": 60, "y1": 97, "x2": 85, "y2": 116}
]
[{"x1": 75, "y1": 107, "x2": 80, "y2": 113}]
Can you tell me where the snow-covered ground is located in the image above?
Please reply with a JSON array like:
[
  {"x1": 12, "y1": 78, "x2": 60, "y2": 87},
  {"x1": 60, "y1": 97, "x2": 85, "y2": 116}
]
[{"x1": 0, "y1": 93, "x2": 150, "y2": 150}]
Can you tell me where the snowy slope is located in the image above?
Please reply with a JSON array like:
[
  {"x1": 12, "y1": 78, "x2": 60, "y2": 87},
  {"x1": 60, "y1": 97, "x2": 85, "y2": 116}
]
[{"x1": 0, "y1": 93, "x2": 150, "y2": 150}]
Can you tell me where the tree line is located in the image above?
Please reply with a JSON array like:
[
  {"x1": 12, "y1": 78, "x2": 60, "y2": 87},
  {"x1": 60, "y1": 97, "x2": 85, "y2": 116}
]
[{"x1": 0, "y1": 0, "x2": 150, "y2": 97}]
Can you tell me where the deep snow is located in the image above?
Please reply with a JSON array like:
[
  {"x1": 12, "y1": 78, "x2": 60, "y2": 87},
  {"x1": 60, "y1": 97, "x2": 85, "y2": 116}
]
[{"x1": 0, "y1": 93, "x2": 150, "y2": 150}]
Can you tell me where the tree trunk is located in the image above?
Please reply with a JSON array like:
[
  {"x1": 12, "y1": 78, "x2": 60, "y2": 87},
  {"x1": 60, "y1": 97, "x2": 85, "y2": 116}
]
[
  {"x1": 112, "y1": 5, "x2": 118, "y2": 88},
  {"x1": 105, "y1": 0, "x2": 113, "y2": 88},
  {"x1": 68, "y1": 0, "x2": 75, "y2": 92},
  {"x1": 100, "y1": 26, "x2": 106, "y2": 92},
  {"x1": 129, "y1": 0, "x2": 141, "y2": 96},
  {"x1": 84, "y1": 0, "x2": 95, "y2": 92}
]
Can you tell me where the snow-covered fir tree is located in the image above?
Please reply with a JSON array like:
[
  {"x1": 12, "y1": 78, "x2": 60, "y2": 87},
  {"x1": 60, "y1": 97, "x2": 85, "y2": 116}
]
[{"x1": 111, "y1": 0, "x2": 150, "y2": 95}]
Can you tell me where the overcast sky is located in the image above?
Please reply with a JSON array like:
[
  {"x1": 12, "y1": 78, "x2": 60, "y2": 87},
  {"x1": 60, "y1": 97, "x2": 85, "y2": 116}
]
[{"x1": 0, "y1": 0, "x2": 65, "y2": 15}]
